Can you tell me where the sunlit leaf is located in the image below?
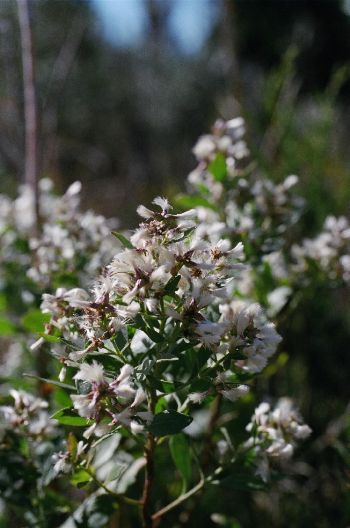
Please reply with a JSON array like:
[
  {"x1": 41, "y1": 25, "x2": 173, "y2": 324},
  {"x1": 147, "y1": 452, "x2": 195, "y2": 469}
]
[
  {"x1": 51, "y1": 407, "x2": 89, "y2": 426},
  {"x1": 111, "y1": 231, "x2": 134, "y2": 249}
]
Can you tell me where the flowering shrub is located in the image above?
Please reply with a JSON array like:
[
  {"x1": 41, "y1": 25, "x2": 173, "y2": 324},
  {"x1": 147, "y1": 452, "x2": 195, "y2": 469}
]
[
  {"x1": 0, "y1": 177, "x2": 117, "y2": 296},
  {"x1": 0, "y1": 178, "x2": 118, "y2": 384},
  {"x1": 4, "y1": 116, "x2": 350, "y2": 527},
  {"x1": 13, "y1": 195, "x2": 309, "y2": 526}
]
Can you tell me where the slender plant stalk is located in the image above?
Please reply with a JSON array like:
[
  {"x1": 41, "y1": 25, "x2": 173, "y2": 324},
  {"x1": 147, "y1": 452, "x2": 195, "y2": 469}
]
[
  {"x1": 17, "y1": 0, "x2": 40, "y2": 230},
  {"x1": 151, "y1": 476, "x2": 205, "y2": 522},
  {"x1": 83, "y1": 467, "x2": 140, "y2": 507},
  {"x1": 141, "y1": 432, "x2": 155, "y2": 527}
]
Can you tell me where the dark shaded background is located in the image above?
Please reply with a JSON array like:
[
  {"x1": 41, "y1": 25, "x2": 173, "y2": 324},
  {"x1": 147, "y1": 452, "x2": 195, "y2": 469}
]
[{"x1": 1, "y1": 0, "x2": 350, "y2": 226}]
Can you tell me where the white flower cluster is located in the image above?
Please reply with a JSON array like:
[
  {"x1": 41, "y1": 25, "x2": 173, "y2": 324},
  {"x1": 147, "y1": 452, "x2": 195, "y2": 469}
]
[
  {"x1": 71, "y1": 361, "x2": 152, "y2": 439},
  {"x1": 52, "y1": 439, "x2": 86, "y2": 475},
  {"x1": 38, "y1": 197, "x2": 283, "y2": 438},
  {"x1": 292, "y1": 215, "x2": 350, "y2": 283},
  {"x1": 0, "y1": 178, "x2": 118, "y2": 290},
  {"x1": 190, "y1": 117, "x2": 248, "y2": 201},
  {"x1": 41, "y1": 198, "x2": 247, "y2": 341},
  {"x1": 226, "y1": 174, "x2": 302, "y2": 248},
  {"x1": 246, "y1": 398, "x2": 312, "y2": 481},
  {"x1": 0, "y1": 389, "x2": 57, "y2": 440},
  {"x1": 218, "y1": 301, "x2": 282, "y2": 373},
  {"x1": 187, "y1": 118, "x2": 303, "y2": 256}
]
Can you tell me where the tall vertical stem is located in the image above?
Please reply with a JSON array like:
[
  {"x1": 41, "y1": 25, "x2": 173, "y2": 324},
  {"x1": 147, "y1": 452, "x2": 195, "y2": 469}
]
[
  {"x1": 17, "y1": 0, "x2": 40, "y2": 230},
  {"x1": 142, "y1": 432, "x2": 155, "y2": 528},
  {"x1": 141, "y1": 386, "x2": 156, "y2": 528}
]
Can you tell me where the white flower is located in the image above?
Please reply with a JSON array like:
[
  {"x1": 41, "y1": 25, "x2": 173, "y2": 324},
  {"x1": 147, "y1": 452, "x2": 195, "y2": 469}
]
[
  {"x1": 110, "y1": 365, "x2": 136, "y2": 400},
  {"x1": 53, "y1": 453, "x2": 72, "y2": 474},
  {"x1": 219, "y1": 300, "x2": 281, "y2": 374},
  {"x1": 246, "y1": 398, "x2": 311, "y2": 473},
  {"x1": 192, "y1": 135, "x2": 217, "y2": 160},
  {"x1": 220, "y1": 385, "x2": 249, "y2": 402},
  {"x1": 71, "y1": 394, "x2": 96, "y2": 419},
  {"x1": 195, "y1": 321, "x2": 225, "y2": 347},
  {"x1": 188, "y1": 391, "x2": 209, "y2": 404},
  {"x1": 74, "y1": 361, "x2": 106, "y2": 385},
  {"x1": 152, "y1": 196, "x2": 172, "y2": 212}
]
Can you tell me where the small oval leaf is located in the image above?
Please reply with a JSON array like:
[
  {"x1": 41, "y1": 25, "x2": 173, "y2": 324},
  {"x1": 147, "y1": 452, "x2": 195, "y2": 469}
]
[{"x1": 148, "y1": 410, "x2": 192, "y2": 436}]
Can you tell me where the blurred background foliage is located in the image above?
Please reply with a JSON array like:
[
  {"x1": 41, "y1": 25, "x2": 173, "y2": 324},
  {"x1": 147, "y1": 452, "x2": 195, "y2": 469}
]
[{"x1": 1, "y1": 0, "x2": 350, "y2": 526}]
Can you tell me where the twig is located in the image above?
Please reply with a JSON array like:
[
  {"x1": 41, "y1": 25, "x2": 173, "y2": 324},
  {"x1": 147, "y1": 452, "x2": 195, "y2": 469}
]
[
  {"x1": 141, "y1": 384, "x2": 157, "y2": 528},
  {"x1": 83, "y1": 467, "x2": 140, "y2": 507},
  {"x1": 151, "y1": 476, "x2": 205, "y2": 522},
  {"x1": 141, "y1": 432, "x2": 155, "y2": 527},
  {"x1": 17, "y1": 0, "x2": 40, "y2": 230}
]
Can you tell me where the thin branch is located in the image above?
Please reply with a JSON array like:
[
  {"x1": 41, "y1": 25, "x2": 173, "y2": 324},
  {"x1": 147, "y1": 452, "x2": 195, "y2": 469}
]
[
  {"x1": 151, "y1": 476, "x2": 205, "y2": 522},
  {"x1": 141, "y1": 432, "x2": 155, "y2": 527},
  {"x1": 83, "y1": 467, "x2": 140, "y2": 507},
  {"x1": 17, "y1": 0, "x2": 40, "y2": 229},
  {"x1": 141, "y1": 386, "x2": 157, "y2": 528}
]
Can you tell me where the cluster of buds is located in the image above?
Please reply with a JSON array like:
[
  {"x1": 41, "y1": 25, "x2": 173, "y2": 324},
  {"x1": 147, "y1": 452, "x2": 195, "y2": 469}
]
[
  {"x1": 0, "y1": 389, "x2": 57, "y2": 441},
  {"x1": 246, "y1": 399, "x2": 312, "y2": 481},
  {"x1": 52, "y1": 434, "x2": 87, "y2": 475},
  {"x1": 218, "y1": 301, "x2": 282, "y2": 373},
  {"x1": 292, "y1": 215, "x2": 350, "y2": 283},
  {"x1": 189, "y1": 117, "x2": 248, "y2": 201}
]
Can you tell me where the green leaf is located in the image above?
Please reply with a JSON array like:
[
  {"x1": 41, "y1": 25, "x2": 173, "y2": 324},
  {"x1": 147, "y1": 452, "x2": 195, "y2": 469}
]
[
  {"x1": 164, "y1": 275, "x2": 181, "y2": 296},
  {"x1": 137, "y1": 315, "x2": 164, "y2": 343},
  {"x1": 170, "y1": 434, "x2": 192, "y2": 489},
  {"x1": 215, "y1": 471, "x2": 266, "y2": 491},
  {"x1": 38, "y1": 332, "x2": 61, "y2": 343},
  {"x1": 190, "y1": 377, "x2": 212, "y2": 393},
  {"x1": 0, "y1": 317, "x2": 16, "y2": 336},
  {"x1": 148, "y1": 410, "x2": 193, "y2": 436},
  {"x1": 23, "y1": 373, "x2": 75, "y2": 391},
  {"x1": 21, "y1": 309, "x2": 50, "y2": 332},
  {"x1": 111, "y1": 231, "x2": 134, "y2": 249},
  {"x1": 143, "y1": 324, "x2": 163, "y2": 344},
  {"x1": 155, "y1": 396, "x2": 168, "y2": 414},
  {"x1": 51, "y1": 407, "x2": 89, "y2": 426},
  {"x1": 0, "y1": 293, "x2": 7, "y2": 312},
  {"x1": 67, "y1": 432, "x2": 78, "y2": 458},
  {"x1": 176, "y1": 194, "x2": 216, "y2": 211},
  {"x1": 71, "y1": 469, "x2": 92, "y2": 487},
  {"x1": 208, "y1": 153, "x2": 227, "y2": 182},
  {"x1": 54, "y1": 387, "x2": 73, "y2": 407}
]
